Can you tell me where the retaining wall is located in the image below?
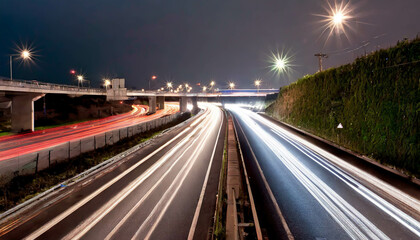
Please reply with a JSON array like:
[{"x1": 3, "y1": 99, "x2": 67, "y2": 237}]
[{"x1": 0, "y1": 113, "x2": 182, "y2": 179}]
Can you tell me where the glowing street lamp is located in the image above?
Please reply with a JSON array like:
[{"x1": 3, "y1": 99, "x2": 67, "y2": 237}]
[
  {"x1": 9, "y1": 49, "x2": 32, "y2": 81},
  {"x1": 166, "y1": 82, "x2": 173, "y2": 91},
  {"x1": 229, "y1": 82, "x2": 235, "y2": 90},
  {"x1": 149, "y1": 75, "x2": 157, "y2": 90},
  {"x1": 202, "y1": 86, "x2": 207, "y2": 92},
  {"x1": 104, "y1": 79, "x2": 111, "y2": 90},
  {"x1": 254, "y1": 79, "x2": 261, "y2": 93},
  {"x1": 77, "y1": 75, "x2": 84, "y2": 88}
]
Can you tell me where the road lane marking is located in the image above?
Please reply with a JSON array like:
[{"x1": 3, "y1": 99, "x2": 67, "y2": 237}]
[
  {"x1": 23, "y1": 108, "x2": 209, "y2": 240},
  {"x1": 269, "y1": 126, "x2": 420, "y2": 238},
  {"x1": 131, "y1": 106, "x2": 219, "y2": 239},
  {"x1": 235, "y1": 109, "x2": 390, "y2": 239},
  {"x1": 187, "y1": 106, "x2": 223, "y2": 240},
  {"x1": 232, "y1": 113, "x2": 294, "y2": 240}
]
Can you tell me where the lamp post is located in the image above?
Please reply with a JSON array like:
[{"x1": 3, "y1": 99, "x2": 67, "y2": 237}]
[
  {"x1": 104, "y1": 79, "x2": 111, "y2": 90},
  {"x1": 229, "y1": 82, "x2": 235, "y2": 90},
  {"x1": 166, "y1": 82, "x2": 173, "y2": 91},
  {"x1": 149, "y1": 75, "x2": 157, "y2": 90},
  {"x1": 254, "y1": 79, "x2": 261, "y2": 93},
  {"x1": 9, "y1": 49, "x2": 31, "y2": 81},
  {"x1": 77, "y1": 75, "x2": 84, "y2": 88}
]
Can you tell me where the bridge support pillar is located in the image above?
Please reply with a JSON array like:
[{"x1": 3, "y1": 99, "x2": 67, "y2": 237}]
[
  {"x1": 156, "y1": 96, "x2": 165, "y2": 110},
  {"x1": 179, "y1": 96, "x2": 188, "y2": 112},
  {"x1": 191, "y1": 97, "x2": 198, "y2": 112},
  {"x1": 148, "y1": 96, "x2": 157, "y2": 114},
  {"x1": 11, "y1": 93, "x2": 44, "y2": 132}
]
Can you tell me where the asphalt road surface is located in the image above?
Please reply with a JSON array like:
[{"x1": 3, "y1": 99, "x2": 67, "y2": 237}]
[
  {"x1": 227, "y1": 105, "x2": 420, "y2": 240},
  {"x1": 0, "y1": 103, "x2": 226, "y2": 240},
  {"x1": 0, "y1": 103, "x2": 178, "y2": 160}
]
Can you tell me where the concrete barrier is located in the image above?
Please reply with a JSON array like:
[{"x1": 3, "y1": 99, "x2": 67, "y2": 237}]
[
  {"x1": 37, "y1": 150, "x2": 50, "y2": 171},
  {"x1": 127, "y1": 126, "x2": 134, "y2": 138},
  {"x1": 105, "y1": 131, "x2": 114, "y2": 145},
  {"x1": 0, "y1": 113, "x2": 183, "y2": 181},
  {"x1": 50, "y1": 143, "x2": 69, "y2": 164},
  {"x1": 0, "y1": 157, "x2": 19, "y2": 179},
  {"x1": 120, "y1": 128, "x2": 128, "y2": 139},
  {"x1": 113, "y1": 130, "x2": 120, "y2": 143},
  {"x1": 19, "y1": 153, "x2": 38, "y2": 175},
  {"x1": 81, "y1": 136, "x2": 95, "y2": 153},
  {"x1": 95, "y1": 133, "x2": 106, "y2": 149}
]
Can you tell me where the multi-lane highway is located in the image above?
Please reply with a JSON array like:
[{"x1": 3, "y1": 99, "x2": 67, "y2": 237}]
[
  {"x1": 0, "y1": 103, "x2": 179, "y2": 160},
  {"x1": 228, "y1": 105, "x2": 420, "y2": 240},
  {"x1": 0, "y1": 103, "x2": 225, "y2": 240}
]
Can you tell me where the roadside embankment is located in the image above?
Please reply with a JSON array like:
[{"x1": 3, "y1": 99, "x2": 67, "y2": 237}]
[{"x1": 266, "y1": 37, "x2": 419, "y2": 177}]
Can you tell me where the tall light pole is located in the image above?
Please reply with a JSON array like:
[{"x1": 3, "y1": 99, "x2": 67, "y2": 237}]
[
  {"x1": 150, "y1": 75, "x2": 157, "y2": 90},
  {"x1": 210, "y1": 80, "x2": 215, "y2": 93},
  {"x1": 166, "y1": 82, "x2": 173, "y2": 91},
  {"x1": 229, "y1": 82, "x2": 235, "y2": 90},
  {"x1": 254, "y1": 79, "x2": 261, "y2": 93},
  {"x1": 77, "y1": 75, "x2": 84, "y2": 88},
  {"x1": 104, "y1": 79, "x2": 111, "y2": 90},
  {"x1": 314, "y1": 53, "x2": 328, "y2": 72},
  {"x1": 9, "y1": 49, "x2": 32, "y2": 81}
]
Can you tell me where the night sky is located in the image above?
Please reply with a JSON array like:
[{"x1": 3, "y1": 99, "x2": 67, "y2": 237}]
[{"x1": 0, "y1": 0, "x2": 419, "y2": 90}]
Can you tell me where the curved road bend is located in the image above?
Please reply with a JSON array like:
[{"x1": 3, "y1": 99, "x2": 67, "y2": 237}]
[
  {"x1": 0, "y1": 103, "x2": 226, "y2": 240},
  {"x1": 228, "y1": 105, "x2": 420, "y2": 240},
  {"x1": 0, "y1": 103, "x2": 179, "y2": 160}
]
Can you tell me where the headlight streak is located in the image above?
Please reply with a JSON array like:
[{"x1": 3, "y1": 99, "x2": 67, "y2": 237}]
[
  {"x1": 269, "y1": 128, "x2": 420, "y2": 238},
  {"x1": 249, "y1": 114, "x2": 420, "y2": 237},
  {"x1": 132, "y1": 104, "x2": 221, "y2": 240},
  {"x1": 65, "y1": 110, "x2": 213, "y2": 240},
  {"x1": 23, "y1": 105, "x2": 204, "y2": 240},
  {"x1": 228, "y1": 105, "x2": 420, "y2": 238},
  {"x1": 228, "y1": 106, "x2": 387, "y2": 239}
]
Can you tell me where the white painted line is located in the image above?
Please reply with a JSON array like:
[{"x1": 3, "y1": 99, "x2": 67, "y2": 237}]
[
  {"x1": 23, "y1": 125, "x2": 193, "y2": 240},
  {"x1": 187, "y1": 107, "x2": 223, "y2": 240}
]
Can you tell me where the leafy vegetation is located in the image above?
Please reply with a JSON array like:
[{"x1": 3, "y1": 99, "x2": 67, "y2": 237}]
[{"x1": 267, "y1": 38, "x2": 419, "y2": 177}]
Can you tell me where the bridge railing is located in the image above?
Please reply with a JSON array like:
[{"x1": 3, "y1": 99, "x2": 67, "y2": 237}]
[{"x1": 0, "y1": 78, "x2": 105, "y2": 93}]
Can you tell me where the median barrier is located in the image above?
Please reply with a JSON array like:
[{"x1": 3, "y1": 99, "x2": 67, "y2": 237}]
[
  {"x1": 113, "y1": 129, "x2": 120, "y2": 142},
  {"x1": 0, "y1": 113, "x2": 185, "y2": 181},
  {"x1": 0, "y1": 157, "x2": 19, "y2": 179},
  {"x1": 120, "y1": 128, "x2": 128, "y2": 139},
  {"x1": 69, "y1": 140, "x2": 82, "y2": 159},
  {"x1": 141, "y1": 123, "x2": 147, "y2": 133},
  {"x1": 94, "y1": 133, "x2": 106, "y2": 149},
  {"x1": 81, "y1": 136, "x2": 95, "y2": 153},
  {"x1": 127, "y1": 126, "x2": 133, "y2": 138},
  {"x1": 36, "y1": 150, "x2": 50, "y2": 171},
  {"x1": 105, "y1": 131, "x2": 114, "y2": 145},
  {"x1": 18, "y1": 153, "x2": 38, "y2": 175},
  {"x1": 50, "y1": 142, "x2": 69, "y2": 164}
]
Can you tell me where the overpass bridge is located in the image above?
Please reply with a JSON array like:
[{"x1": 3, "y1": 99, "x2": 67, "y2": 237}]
[{"x1": 0, "y1": 78, "x2": 278, "y2": 132}]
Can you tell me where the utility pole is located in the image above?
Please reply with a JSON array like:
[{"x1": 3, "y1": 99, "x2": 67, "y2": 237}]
[{"x1": 314, "y1": 53, "x2": 328, "y2": 72}]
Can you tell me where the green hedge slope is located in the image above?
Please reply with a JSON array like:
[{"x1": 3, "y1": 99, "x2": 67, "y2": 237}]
[{"x1": 267, "y1": 38, "x2": 420, "y2": 176}]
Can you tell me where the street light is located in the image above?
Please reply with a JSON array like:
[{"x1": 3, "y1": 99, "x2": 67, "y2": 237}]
[
  {"x1": 229, "y1": 82, "x2": 235, "y2": 90},
  {"x1": 104, "y1": 79, "x2": 111, "y2": 90},
  {"x1": 9, "y1": 49, "x2": 32, "y2": 81},
  {"x1": 149, "y1": 75, "x2": 157, "y2": 90},
  {"x1": 254, "y1": 79, "x2": 261, "y2": 93},
  {"x1": 166, "y1": 82, "x2": 173, "y2": 91},
  {"x1": 77, "y1": 75, "x2": 84, "y2": 88},
  {"x1": 202, "y1": 86, "x2": 207, "y2": 92}
]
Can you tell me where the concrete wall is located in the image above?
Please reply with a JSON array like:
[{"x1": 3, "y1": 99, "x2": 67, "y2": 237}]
[{"x1": 0, "y1": 113, "x2": 182, "y2": 180}]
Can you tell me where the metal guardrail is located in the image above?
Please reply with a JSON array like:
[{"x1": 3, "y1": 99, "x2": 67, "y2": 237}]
[{"x1": 0, "y1": 79, "x2": 105, "y2": 93}]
